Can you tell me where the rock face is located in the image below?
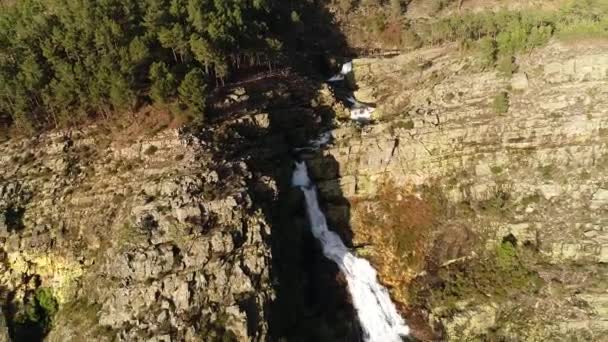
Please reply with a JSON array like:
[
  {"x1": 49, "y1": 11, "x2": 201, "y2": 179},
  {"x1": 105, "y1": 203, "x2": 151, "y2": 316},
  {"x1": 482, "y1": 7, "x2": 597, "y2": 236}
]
[
  {"x1": 309, "y1": 41, "x2": 608, "y2": 340},
  {"x1": 0, "y1": 128, "x2": 273, "y2": 341},
  {"x1": 0, "y1": 309, "x2": 8, "y2": 342}
]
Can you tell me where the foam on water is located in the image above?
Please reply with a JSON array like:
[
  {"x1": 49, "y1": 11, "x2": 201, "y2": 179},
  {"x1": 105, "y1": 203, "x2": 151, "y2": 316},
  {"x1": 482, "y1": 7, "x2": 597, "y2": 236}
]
[
  {"x1": 292, "y1": 161, "x2": 410, "y2": 341},
  {"x1": 328, "y1": 61, "x2": 353, "y2": 82}
]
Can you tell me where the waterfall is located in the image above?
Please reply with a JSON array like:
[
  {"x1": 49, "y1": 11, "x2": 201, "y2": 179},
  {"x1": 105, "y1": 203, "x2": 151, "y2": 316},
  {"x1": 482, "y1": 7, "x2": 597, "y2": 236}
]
[{"x1": 292, "y1": 161, "x2": 410, "y2": 341}]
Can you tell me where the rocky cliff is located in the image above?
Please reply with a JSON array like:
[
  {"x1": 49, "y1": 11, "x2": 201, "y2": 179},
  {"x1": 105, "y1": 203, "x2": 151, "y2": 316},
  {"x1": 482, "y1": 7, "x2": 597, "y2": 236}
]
[
  {"x1": 0, "y1": 126, "x2": 274, "y2": 341},
  {"x1": 0, "y1": 68, "x2": 365, "y2": 341},
  {"x1": 308, "y1": 40, "x2": 608, "y2": 340},
  {"x1": 1, "y1": 25, "x2": 606, "y2": 341}
]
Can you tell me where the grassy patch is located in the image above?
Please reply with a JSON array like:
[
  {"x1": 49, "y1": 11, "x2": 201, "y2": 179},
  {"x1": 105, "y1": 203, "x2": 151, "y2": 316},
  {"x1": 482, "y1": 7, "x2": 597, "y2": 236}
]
[
  {"x1": 410, "y1": 241, "x2": 544, "y2": 314},
  {"x1": 361, "y1": 0, "x2": 604, "y2": 73}
]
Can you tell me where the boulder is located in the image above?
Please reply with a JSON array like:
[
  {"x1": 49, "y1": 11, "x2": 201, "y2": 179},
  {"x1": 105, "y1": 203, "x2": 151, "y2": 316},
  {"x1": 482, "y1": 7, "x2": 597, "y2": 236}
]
[{"x1": 511, "y1": 72, "x2": 529, "y2": 90}]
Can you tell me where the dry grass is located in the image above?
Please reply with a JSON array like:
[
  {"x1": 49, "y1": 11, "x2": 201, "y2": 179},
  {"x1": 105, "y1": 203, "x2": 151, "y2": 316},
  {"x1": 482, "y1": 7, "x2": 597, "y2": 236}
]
[
  {"x1": 380, "y1": 21, "x2": 403, "y2": 48},
  {"x1": 439, "y1": 0, "x2": 564, "y2": 15},
  {"x1": 351, "y1": 180, "x2": 437, "y2": 305},
  {"x1": 94, "y1": 106, "x2": 186, "y2": 148}
]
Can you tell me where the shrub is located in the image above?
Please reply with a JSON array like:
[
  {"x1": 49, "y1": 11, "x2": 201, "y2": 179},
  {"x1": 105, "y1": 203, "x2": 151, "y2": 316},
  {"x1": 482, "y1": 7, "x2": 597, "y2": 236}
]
[
  {"x1": 478, "y1": 37, "x2": 497, "y2": 68},
  {"x1": 352, "y1": 180, "x2": 439, "y2": 304},
  {"x1": 496, "y1": 55, "x2": 517, "y2": 76},
  {"x1": 496, "y1": 23, "x2": 528, "y2": 56},
  {"x1": 410, "y1": 241, "x2": 544, "y2": 310},
  {"x1": 557, "y1": 19, "x2": 608, "y2": 40},
  {"x1": 401, "y1": 29, "x2": 423, "y2": 50},
  {"x1": 143, "y1": 145, "x2": 158, "y2": 156},
  {"x1": 413, "y1": 5, "x2": 605, "y2": 58},
  {"x1": 526, "y1": 25, "x2": 553, "y2": 49},
  {"x1": 290, "y1": 11, "x2": 301, "y2": 23},
  {"x1": 557, "y1": 0, "x2": 608, "y2": 40},
  {"x1": 380, "y1": 21, "x2": 403, "y2": 47},
  {"x1": 493, "y1": 92, "x2": 510, "y2": 114},
  {"x1": 490, "y1": 166, "x2": 503, "y2": 174},
  {"x1": 10, "y1": 288, "x2": 59, "y2": 341},
  {"x1": 34, "y1": 288, "x2": 59, "y2": 322}
]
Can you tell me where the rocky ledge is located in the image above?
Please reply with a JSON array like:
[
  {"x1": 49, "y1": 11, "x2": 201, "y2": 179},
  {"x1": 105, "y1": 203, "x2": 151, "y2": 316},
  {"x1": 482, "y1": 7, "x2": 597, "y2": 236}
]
[
  {"x1": 0, "y1": 126, "x2": 273, "y2": 341},
  {"x1": 308, "y1": 41, "x2": 608, "y2": 340}
]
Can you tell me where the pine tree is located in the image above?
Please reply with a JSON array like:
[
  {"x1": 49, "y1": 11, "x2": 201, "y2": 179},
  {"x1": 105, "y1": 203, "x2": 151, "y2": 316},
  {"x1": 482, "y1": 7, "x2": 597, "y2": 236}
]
[
  {"x1": 129, "y1": 37, "x2": 150, "y2": 64},
  {"x1": 0, "y1": 0, "x2": 279, "y2": 133},
  {"x1": 149, "y1": 62, "x2": 176, "y2": 104},
  {"x1": 158, "y1": 24, "x2": 188, "y2": 62},
  {"x1": 178, "y1": 68, "x2": 206, "y2": 119},
  {"x1": 109, "y1": 73, "x2": 136, "y2": 112}
]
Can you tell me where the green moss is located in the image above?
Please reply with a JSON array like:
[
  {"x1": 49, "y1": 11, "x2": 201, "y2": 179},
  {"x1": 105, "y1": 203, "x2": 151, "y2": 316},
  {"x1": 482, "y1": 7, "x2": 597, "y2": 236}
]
[
  {"x1": 10, "y1": 288, "x2": 59, "y2": 341},
  {"x1": 35, "y1": 288, "x2": 58, "y2": 321},
  {"x1": 495, "y1": 242, "x2": 518, "y2": 269}
]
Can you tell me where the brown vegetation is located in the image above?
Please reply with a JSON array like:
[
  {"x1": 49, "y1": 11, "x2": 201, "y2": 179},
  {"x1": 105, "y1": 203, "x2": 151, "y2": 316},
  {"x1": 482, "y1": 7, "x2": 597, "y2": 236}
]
[{"x1": 351, "y1": 180, "x2": 438, "y2": 304}]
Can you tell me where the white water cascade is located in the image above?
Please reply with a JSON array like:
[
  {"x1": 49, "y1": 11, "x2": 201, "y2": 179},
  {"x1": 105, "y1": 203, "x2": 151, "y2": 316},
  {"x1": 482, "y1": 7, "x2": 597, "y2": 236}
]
[{"x1": 292, "y1": 161, "x2": 410, "y2": 341}]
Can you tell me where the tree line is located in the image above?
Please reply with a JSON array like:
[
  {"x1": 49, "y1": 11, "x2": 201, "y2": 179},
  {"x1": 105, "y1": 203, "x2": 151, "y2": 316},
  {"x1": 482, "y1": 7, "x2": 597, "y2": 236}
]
[{"x1": 0, "y1": 0, "x2": 283, "y2": 132}]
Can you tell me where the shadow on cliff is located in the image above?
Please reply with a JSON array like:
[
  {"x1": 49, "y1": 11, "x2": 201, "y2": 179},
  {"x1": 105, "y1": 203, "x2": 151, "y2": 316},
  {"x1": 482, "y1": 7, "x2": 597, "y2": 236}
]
[{"x1": 199, "y1": 1, "x2": 366, "y2": 341}]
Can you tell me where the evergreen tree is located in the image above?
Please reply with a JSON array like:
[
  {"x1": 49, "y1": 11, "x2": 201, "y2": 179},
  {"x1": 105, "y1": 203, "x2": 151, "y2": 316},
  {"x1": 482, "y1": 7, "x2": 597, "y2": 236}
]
[
  {"x1": 129, "y1": 37, "x2": 151, "y2": 64},
  {"x1": 178, "y1": 68, "x2": 206, "y2": 119},
  {"x1": 149, "y1": 62, "x2": 176, "y2": 104},
  {"x1": 0, "y1": 0, "x2": 274, "y2": 133}
]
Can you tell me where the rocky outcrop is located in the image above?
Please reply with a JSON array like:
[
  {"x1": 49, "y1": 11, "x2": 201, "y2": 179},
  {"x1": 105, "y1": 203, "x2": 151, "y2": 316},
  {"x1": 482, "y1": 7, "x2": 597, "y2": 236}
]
[
  {"x1": 0, "y1": 128, "x2": 273, "y2": 341},
  {"x1": 309, "y1": 41, "x2": 608, "y2": 340}
]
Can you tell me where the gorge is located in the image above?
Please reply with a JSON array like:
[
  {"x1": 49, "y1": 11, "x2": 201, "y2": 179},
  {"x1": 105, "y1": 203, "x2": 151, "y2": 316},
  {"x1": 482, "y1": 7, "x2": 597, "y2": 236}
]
[{"x1": 1, "y1": 0, "x2": 608, "y2": 341}]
